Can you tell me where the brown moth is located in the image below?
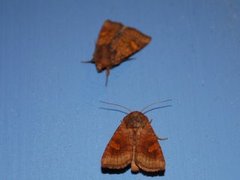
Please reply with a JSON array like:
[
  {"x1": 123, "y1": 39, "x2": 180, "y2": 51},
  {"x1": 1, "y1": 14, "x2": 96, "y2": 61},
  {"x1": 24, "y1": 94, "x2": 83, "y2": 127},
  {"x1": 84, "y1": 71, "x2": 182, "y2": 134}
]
[
  {"x1": 101, "y1": 111, "x2": 166, "y2": 173},
  {"x1": 85, "y1": 19, "x2": 151, "y2": 85}
]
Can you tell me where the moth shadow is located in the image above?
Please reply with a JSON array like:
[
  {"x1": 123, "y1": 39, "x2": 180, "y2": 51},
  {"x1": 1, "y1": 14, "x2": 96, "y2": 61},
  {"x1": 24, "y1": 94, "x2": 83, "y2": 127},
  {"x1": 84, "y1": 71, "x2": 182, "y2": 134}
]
[
  {"x1": 101, "y1": 165, "x2": 130, "y2": 174},
  {"x1": 139, "y1": 169, "x2": 165, "y2": 177},
  {"x1": 101, "y1": 166, "x2": 165, "y2": 177}
]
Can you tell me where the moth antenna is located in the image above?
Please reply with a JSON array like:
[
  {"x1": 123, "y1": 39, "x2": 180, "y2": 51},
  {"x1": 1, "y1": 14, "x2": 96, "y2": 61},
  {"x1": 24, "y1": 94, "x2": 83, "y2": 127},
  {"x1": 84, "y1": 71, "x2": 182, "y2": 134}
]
[
  {"x1": 105, "y1": 68, "x2": 110, "y2": 86},
  {"x1": 81, "y1": 59, "x2": 94, "y2": 64},
  {"x1": 125, "y1": 57, "x2": 135, "y2": 62},
  {"x1": 143, "y1": 105, "x2": 172, "y2": 114},
  {"x1": 100, "y1": 100, "x2": 131, "y2": 113},
  {"x1": 99, "y1": 107, "x2": 128, "y2": 115},
  {"x1": 141, "y1": 99, "x2": 172, "y2": 113},
  {"x1": 158, "y1": 136, "x2": 168, "y2": 141}
]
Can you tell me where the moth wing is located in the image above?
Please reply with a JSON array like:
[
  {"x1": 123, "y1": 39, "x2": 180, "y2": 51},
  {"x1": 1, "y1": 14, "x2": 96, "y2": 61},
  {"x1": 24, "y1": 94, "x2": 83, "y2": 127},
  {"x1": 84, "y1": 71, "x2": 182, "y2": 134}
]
[
  {"x1": 101, "y1": 121, "x2": 133, "y2": 169},
  {"x1": 96, "y1": 20, "x2": 123, "y2": 46},
  {"x1": 135, "y1": 123, "x2": 165, "y2": 172},
  {"x1": 111, "y1": 27, "x2": 151, "y2": 65}
]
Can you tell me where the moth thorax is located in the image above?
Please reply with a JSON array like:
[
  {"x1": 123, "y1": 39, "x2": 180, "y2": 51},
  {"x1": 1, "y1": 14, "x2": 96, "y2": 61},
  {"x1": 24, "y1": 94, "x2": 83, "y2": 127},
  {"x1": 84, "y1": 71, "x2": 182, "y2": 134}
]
[{"x1": 125, "y1": 111, "x2": 147, "y2": 129}]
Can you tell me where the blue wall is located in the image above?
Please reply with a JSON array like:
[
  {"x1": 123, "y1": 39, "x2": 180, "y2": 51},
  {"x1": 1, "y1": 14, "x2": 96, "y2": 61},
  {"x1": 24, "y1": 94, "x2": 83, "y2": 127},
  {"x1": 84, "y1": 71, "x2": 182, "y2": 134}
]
[{"x1": 1, "y1": 0, "x2": 240, "y2": 179}]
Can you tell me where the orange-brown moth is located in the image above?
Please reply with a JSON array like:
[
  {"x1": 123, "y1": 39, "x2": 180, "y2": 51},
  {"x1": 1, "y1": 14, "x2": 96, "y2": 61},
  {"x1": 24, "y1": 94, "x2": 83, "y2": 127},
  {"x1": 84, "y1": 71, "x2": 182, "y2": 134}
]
[
  {"x1": 101, "y1": 101, "x2": 168, "y2": 174},
  {"x1": 84, "y1": 19, "x2": 151, "y2": 85}
]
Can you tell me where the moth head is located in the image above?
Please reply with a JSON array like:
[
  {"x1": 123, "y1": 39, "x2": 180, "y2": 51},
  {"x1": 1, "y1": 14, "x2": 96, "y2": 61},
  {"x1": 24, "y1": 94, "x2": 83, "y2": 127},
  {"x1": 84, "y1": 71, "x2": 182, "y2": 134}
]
[
  {"x1": 95, "y1": 58, "x2": 113, "y2": 72},
  {"x1": 96, "y1": 63, "x2": 104, "y2": 72},
  {"x1": 124, "y1": 111, "x2": 148, "y2": 129},
  {"x1": 93, "y1": 45, "x2": 112, "y2": 72}
]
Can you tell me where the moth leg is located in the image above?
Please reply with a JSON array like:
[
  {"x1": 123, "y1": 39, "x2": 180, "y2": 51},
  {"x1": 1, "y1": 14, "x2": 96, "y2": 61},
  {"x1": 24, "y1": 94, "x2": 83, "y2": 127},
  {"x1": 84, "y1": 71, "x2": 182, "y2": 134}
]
[{"x1": 105, "y1": 68, "x2": 110, "y2": 86}]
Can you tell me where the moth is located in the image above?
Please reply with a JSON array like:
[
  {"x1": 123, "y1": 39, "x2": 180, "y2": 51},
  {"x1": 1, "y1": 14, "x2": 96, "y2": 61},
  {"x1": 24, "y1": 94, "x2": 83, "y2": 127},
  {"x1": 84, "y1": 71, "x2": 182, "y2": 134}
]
[
  {"x1": 101, "y1": 101, "x2": 170, "y2": 174},
  {"x1": 84, "y1": 20, "x2": 151, "y2": 85}
]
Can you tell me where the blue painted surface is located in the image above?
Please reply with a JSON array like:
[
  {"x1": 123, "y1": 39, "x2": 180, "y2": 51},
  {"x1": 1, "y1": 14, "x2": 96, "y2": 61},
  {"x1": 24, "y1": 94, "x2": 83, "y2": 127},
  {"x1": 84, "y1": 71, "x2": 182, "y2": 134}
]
[{"x1": 1, "y1": 0, "x2": 240, "y2": 179}]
